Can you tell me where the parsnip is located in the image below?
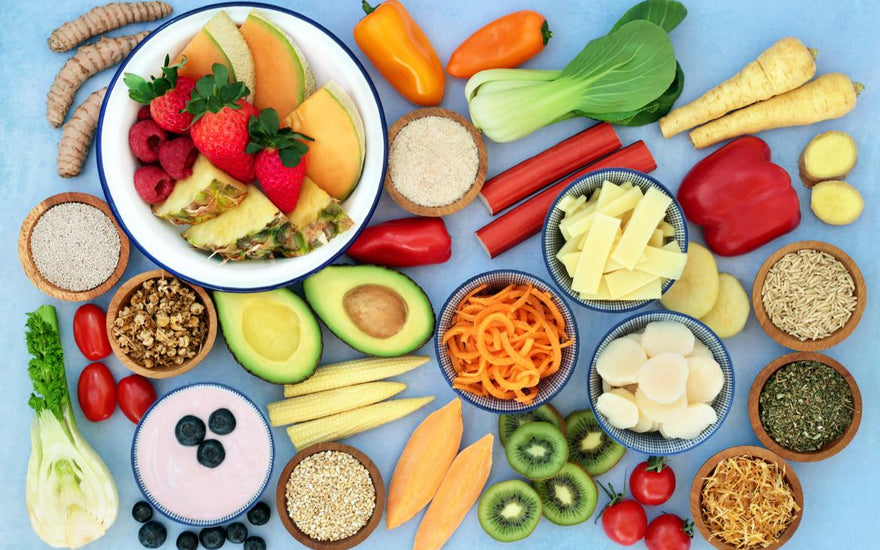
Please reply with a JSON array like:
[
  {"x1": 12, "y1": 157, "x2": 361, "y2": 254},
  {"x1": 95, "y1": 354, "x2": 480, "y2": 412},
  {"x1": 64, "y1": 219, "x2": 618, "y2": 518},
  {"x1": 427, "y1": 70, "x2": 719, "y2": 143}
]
[
  {"x1": 799, "y1": 131, "x2": 858, "y2": 187},
  {"x1": 811, "y1": 180, "x2": 864, "y2": 225}
]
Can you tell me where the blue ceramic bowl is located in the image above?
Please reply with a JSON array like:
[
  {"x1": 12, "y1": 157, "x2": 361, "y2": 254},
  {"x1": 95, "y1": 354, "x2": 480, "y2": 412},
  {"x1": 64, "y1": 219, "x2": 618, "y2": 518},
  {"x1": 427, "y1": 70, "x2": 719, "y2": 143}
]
[
  {"x1": 588, "y1": 310, "x2": 734, "y2": 455},
  {"x1": 542, "y1": 168, "x2": 688, "y2": 313},
  {"x1": 435, "y1": 270, "x2": 579, "y2": 414}
]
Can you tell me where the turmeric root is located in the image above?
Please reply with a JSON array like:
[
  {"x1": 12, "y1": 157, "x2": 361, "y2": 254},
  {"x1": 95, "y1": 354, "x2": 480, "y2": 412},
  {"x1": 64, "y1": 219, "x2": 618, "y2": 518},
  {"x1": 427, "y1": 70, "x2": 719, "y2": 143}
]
[
  {"x1": 811, "y1": 180, "x2": 864, "y2": 226},
  {"x1": 57, "y1": 87, "x2": 106, "y2": 178},
  {"x1": 659, "y1": 37, "x2": 816, "y2": 138},
  {"x1": 689, "y1": 73, "x2": 862, "y2": 149},
  {"x1": 48, "y1": 1, "x2": 172, "y2": 53},
  {"x1": 799, "y1": 131, "x2": 858, "y2": 187},
  {"x1": 47, "y1": 32, "x2": 148, "y2": 128}
]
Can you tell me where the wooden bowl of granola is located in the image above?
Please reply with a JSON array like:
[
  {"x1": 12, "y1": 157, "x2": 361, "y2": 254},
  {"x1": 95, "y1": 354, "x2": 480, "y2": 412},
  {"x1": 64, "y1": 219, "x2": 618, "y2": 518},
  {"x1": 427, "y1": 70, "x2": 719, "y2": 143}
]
[{"x1": 106, "y1": 269, "x2": 217, "y2": 378}]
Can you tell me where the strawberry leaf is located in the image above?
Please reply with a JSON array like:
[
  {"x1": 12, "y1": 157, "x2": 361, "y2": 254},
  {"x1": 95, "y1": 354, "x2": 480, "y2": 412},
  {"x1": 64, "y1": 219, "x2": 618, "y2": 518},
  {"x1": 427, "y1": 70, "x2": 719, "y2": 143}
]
[
  {"x1": 278, "y1": 147, "x2": 301, "y2": 168},
  {"x1": 124, "y1": 54, "x2": 183, "y2": 104}
]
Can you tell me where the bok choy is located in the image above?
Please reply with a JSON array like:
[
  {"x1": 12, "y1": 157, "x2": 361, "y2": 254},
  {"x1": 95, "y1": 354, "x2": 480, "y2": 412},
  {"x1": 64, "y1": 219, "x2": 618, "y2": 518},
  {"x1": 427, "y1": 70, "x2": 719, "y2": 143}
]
[{"x1": 25, "y1": 305, "x2": 118, "y2": 549}]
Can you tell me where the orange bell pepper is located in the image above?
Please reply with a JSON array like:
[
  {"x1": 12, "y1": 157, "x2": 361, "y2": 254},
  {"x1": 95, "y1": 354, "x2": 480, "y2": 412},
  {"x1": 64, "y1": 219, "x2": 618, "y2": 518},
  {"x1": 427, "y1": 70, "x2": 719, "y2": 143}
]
[
  {"x1": 353, "y1": 0, "x2": 445, "y2": 106},
  {"x1": 447, "y1": 10, "x2": 551, "y2": 79}
]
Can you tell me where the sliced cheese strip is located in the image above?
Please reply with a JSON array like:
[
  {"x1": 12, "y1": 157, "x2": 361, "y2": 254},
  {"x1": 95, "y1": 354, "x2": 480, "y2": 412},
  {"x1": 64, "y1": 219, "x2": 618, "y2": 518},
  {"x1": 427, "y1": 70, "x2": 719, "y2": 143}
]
[
  {"x1": 611, "y1": 187, "x2": 673, "y2": 269},
  {"x1": 658, "y1": 220, "x2": 675, "y2": 237},
  {"x1": 559, "y1": 200, "x2": 597, "y2": 236},
  {"x1": 556, "y1": 234, "x2": 580, "y2": 260},
  {"x1": 604, "y1": 268, "x2": 659, "y2": 299},
  {"x1": 557, "y1": 195, "x2": 575, "y2": 211},
  {"x1": 597, "y1": 181, "x2": 626, "y2": 207},
  {"x1": 561, "y1": 251, "x2": 580, "y2": 277},
  {"x1": 619, "y1": 277, "x2": 662, "y2": 300},
  {"x1": 662, "y1": 241, "x2": 682, "y2": 253},
  {"x1": 567, "y1": 186, "x2": 643, "y2": 238},
  {"x1": 620, "y1": 181, "x2": 634, "y2": 190},
  {"x1": 637, "y1": 246, "x2": 688, "y2": 279},
  {"x1": 571, "y1": 214, "x2": 620, "y2": 295},
  {"x1": 605, "y1": 252, "x2": 646, "y2": 273},
  {"x1": 579, "y1": 278, "x2": 613, "y2": 300},
  {"x1": 566, "y1": 195, "x2": 587, "y2": 215},
  {"x1": 648, "y1": 228, "x2": 665, "y2": 248}
]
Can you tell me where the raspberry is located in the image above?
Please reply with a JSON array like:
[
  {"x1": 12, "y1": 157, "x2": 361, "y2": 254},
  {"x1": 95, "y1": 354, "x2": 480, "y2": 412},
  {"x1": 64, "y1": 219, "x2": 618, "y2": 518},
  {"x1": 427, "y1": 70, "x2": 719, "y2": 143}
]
[
  {"x1": 159, "y1": 137, "x2": 198, "y2": 180},
  {"x1": 129, "y1": 120, "x2": 168, "y2": 164},
  {"x1": 134, "y1": 165, "x2": 175, "y2": 204},
  {"x1": 136, "y1": 105, "x2": 153, "y2": 121}
]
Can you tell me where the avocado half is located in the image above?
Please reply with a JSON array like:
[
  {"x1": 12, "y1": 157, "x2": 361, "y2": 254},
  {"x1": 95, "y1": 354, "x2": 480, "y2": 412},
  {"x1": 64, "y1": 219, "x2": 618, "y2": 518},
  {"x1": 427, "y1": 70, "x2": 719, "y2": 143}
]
[
  {"x1": 214, "y1": 288, "x2": 322, "y2": 384},
  {"x1": 303, "y1": 265, "x2": 435, "y2": 357}
]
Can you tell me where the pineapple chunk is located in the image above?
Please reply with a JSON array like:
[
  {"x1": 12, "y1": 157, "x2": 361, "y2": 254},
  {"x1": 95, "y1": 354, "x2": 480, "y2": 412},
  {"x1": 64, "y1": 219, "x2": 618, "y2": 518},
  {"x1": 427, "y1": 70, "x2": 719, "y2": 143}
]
[
  {"x1": 279, "y1": 178, "x2": 354, "y2": 257},
  {"x1": 153, "y1": 155, "x2": 249, "y2": 225}
]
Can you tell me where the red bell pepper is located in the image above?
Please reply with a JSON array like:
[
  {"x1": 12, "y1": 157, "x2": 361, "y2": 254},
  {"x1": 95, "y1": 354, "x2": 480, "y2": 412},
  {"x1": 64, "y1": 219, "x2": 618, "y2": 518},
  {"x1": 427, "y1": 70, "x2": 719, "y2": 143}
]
[
  {"x1": 677, "y1": 136, "x2": 800, "y2": 256},
  {"x1": 346, "y1": 217, "x2": 451, "y2": 267}
]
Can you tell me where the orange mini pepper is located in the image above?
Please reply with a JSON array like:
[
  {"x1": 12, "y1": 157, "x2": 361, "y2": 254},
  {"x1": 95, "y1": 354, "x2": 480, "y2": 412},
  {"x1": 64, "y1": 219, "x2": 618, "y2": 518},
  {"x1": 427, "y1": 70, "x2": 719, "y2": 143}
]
[
  {"x1": 353, "y1": 0, "x2": 445, "y2": 106},
  {"x1": 447, "y1": 10, "x2": 552, "y2": 79}
]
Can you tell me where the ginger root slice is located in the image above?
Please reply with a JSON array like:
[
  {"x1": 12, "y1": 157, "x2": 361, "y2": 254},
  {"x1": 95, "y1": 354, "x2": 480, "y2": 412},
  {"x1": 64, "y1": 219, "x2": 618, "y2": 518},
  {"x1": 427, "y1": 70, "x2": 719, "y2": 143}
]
[
  {"x1": 57, "y1": 87, "x2": 106, "y2": 178},
  {"x1": 47, "y1": 31, "x2": 149, "y2": 128},
  {"x1": 48, "y1": 1, "x2": 172, "y2": 53},
  {"x1": 810, "y1": 180, "x2": 864, "y2": 226},
  {"x1": 798, "y1": 131, "x2": 858, "y2": 188}
]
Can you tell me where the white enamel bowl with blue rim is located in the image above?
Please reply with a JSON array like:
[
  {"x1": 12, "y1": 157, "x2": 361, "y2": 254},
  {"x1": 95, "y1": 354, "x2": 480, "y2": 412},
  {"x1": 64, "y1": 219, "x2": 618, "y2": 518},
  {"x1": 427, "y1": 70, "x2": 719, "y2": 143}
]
[
  {"x1": 97, "y1": 3, "x2": 387, "y2": 291},
  {"x1": 435, "y1": 270, "x2": 579, "y2": 414},
  {"x1": 542, "y1": 168, "x2": 688, "y2": 313},
  {"x1": 588, "y1": 311, "x2": 734, "y2": 455},
  {"x1": 131, "y1": 383, "x2": 274, "y2": 526}
]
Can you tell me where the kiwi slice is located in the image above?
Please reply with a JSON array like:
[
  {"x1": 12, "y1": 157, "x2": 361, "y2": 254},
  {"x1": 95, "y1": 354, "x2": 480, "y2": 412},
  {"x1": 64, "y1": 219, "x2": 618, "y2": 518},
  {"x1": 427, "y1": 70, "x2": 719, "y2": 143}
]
[
  {"x1": 565, "y1": 410, "x2": 625, "y2": 476},
  {"x1": 498, "y1": 404, "x2": 566, "y2": 447},
  {"x1": 532, "y1": 463, "x2": 598, "y2": 525},
  {"x1": 478, "y1": 480, "x2": 542, "y2": 542},
  {"x1": 505, "y1": 422, "x2": 568, "y2": 480}
]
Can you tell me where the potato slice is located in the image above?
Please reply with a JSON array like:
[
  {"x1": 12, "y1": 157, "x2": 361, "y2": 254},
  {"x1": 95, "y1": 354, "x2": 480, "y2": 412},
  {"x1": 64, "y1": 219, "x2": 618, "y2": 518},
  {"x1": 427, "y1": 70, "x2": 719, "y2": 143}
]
[
  {"x1": 686, "y1": 356, "x2": 724, "y2": 404},
  {"x1": 637, "y1": 352, "x2": 689, "y2": 404},
  {"x1": 799, "y1": 131, "x2": 857, "y2": 187},
  {"x1": 688, "y1": 338, "x2": 714, "y2": 359},
  {"x1": 811, "y1": 180, "x2": 864, "y2": 226},
  {"x1": 597, "y1": 392, "x2": 640, "y2": 429},
  {"x1": 660, "y1": 403, "x2": 717, "y2": 440},
  {"x1": 641, "y1": 321, "x2": 695, "y2": 357},
  {"x1": 700, "y1": 273, "x2": 750, "y2": 338},
  {"x1": 609, "y1": 388, "x2": 654, "y2": 433},
  {"x1": 636, "y1": 388, "x2": 687, "y2": 423},
  {"x1": 596, "y1": 337, "x2": 647, "y2": 386},
  {"x1": 660, "y1": 242, "x2": 719, "y2": 318}
]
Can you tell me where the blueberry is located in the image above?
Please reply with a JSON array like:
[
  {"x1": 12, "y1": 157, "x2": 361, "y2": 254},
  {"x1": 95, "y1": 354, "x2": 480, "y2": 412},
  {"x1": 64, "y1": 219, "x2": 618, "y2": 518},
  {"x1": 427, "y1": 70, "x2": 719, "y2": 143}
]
[
  {"x1": 175, "y1": 415, "x2": 206, "y2": 446},
  {"x1": 246, "y1": 502, "x2": 270, "y2": 526},
  {"x1": 209, "y1": 408, "x2": 236, "y2": 435},
  {"x1": 197, "y1": 439, "x2": 226, "y2": 468},
  {"x1": 199, "y1": 526, "x2": 226, "y2": 549},
  {"x1": 243, "y1": 536, "x2": 266, "y2": 550},
  {"x1": 226, "y1": 521, "x2": 248, "y2": 544},
  {"x1": 132, "y1": 501, "x2": 153, "y2": 523},
  {"x1": 138, "y1": 520, "x2": 167, "y2": 548},
  {"x1": 176, "y1": 531, "x2": 199, "y2": 550}
]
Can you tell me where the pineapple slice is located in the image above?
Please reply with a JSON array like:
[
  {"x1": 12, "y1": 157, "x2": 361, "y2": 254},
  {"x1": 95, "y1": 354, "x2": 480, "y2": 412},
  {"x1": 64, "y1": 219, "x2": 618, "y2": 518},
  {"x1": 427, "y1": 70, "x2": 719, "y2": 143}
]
[
  {"x1": 153, "y1": 155, "x2": 249, "y2": 225},
  {"x1": 279, "y1": 178, "x2": 354, "y2": 257},
  {"x1": 184, "y1": 186, "x2": 288, "y2": 260}
]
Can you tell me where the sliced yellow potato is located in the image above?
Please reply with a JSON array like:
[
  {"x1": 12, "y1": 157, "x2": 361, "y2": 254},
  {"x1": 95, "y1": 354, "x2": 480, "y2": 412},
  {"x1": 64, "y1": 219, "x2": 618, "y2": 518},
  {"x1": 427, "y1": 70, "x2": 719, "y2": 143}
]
[
  {"x1": 810, "y1": 180, "x2": 864, "y2": 225},
  {"x1": 608, "y1": 388, "x2": 654, "y2": 433},
  {"x1": 596, "y1": 338, "x2": 646, "y2": 387},
  {"x1": 685, "y1": 356, "x2": 724, "y2": 404},
  {"x1": 637, "y1": 352, "x2": 689, "y2": 404},
  {"x1": 596, "y1": 392, "x2": 639, "y2": 429},
  {"x1": 660, "y1": 242, "x2": 719, "y2": 318},
  {"x1": 660, "y1": 403, "x2": 717, "y2": 440},
  {"x1": 641, "y1": 321, "x2": 695, "y2": 357},
  {"x1": 699, "y1": 273, "x2": 750, "y2": 338},
  {"x1": 636, "y1": 389, "x2": 687, "y2": 423}
]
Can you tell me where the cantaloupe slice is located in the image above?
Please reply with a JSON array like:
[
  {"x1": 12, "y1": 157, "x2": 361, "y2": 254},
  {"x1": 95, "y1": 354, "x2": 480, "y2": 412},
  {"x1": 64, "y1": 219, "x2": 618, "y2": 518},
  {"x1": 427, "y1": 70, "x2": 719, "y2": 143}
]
[
  {"x1": 239, "y1": 9, "x2": 315, "y2": 116},
  {"x1": 285, "y1": 81, "x2": 366, "y2": 200},
  {"x1": 174, "y1": 11, "x2": 256, "y2": 100}
]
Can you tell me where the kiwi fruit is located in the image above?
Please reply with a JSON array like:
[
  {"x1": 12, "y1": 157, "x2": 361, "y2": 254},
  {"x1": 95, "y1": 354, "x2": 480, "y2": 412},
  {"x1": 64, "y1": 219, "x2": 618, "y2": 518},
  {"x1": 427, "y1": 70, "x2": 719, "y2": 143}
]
[
  {"x1": 498, "y1": 404, "x2": 566, "y2": 447},
  {"x1": 505, "y1": 422, "x2": 568, "y2": 480},
  {"x1": 478, "y1": 480, "x2": 542, "y2": 542},
  {"x1": 564, "y1": 410, "x2": 625, "y2": 475},
  {"x1": 532, "y1": 463, "x2": 598, "y2": 525}
]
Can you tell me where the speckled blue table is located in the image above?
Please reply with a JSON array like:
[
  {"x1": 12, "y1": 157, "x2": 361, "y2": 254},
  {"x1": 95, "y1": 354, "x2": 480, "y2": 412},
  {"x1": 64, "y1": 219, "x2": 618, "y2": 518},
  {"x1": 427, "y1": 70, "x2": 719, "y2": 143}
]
[{"x1": 2, "y1": 1, "x2": 878, "y2": 549}]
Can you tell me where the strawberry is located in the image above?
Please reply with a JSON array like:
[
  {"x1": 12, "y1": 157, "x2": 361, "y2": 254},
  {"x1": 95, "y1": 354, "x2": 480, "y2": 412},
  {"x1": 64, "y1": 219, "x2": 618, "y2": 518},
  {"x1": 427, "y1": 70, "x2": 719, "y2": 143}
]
[
  {"x1": 247, "y1": 108, "x2": 313, "y2": 213},
  {"x1": 124, "y1": 55, "x2": 195, "y2": 134}
]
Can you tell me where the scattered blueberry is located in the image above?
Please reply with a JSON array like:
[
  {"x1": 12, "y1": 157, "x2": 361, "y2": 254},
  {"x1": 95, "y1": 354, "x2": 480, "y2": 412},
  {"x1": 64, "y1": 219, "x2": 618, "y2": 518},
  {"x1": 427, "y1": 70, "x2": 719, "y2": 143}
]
[
  {"x1": 243, "y1": 536, "x2": 266, "y2": 550},
  {"x1": 132, "y1": 501, "x2": 153, "y2": 523},
  {"x1": 246, "y1": 502, "x2": 270, "y2": 526},
  {"x1": 209, "y1": 408, "x2": 236, "y2": 435},
  {"x1": 138, "y1": 520, "x2": 167, "y2": 548},
  {"x1": 175, "y1": 415, "x2": 207, "y2": 446},
  {"x1": 226, "y1": 521, "x2": 248, "y2": 544},
  {"x1": 197, "y1": 439, "x2": 226, "y2": 468},
  {"x1": 199, "y1": 526, "x2": 227, "y2": 549},
  {"x1": 176, "y1": 531, "x2": 199, "y2": 550}
]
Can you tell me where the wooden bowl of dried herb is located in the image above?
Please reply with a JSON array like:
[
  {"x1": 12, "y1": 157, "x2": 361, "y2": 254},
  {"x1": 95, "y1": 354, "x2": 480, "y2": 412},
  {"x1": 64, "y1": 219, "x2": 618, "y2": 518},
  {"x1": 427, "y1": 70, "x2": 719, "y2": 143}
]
[{"x1": 748, "y1": 352, "x2": 861, "y2": 462}]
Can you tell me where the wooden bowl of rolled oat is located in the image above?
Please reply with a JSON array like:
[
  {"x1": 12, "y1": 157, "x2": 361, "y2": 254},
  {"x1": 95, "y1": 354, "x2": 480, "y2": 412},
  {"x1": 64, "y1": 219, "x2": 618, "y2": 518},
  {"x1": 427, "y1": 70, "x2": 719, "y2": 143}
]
[
  {"x1": 276, "y1": 442, "x2": 385, "y2": 550},
  {"x1": 106, "y1": 269, "x2": 217, "y2": 378}
]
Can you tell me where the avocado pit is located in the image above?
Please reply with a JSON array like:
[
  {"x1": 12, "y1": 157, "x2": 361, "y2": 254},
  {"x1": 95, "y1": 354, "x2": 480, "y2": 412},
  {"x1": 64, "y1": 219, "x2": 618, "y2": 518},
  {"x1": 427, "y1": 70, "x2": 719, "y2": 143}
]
[{"x1": 343, "y1": 284, "x2": 408, "y2": 339}]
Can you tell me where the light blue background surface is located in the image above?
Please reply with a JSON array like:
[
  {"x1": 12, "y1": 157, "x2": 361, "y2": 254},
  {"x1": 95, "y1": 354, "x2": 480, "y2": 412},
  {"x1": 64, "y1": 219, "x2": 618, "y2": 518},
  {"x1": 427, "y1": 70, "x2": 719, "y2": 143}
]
[{"x1": 2, "y1": 1, "x2": 878, "y2": 549}]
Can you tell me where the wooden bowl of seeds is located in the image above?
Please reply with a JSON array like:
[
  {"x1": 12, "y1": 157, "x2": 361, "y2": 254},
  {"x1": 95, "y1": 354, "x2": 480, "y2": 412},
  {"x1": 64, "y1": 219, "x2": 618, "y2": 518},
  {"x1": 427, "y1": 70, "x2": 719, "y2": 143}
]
[
  {"x1": 276, "y1": 442, "x2": 385, "y2": 550},
  {"x1": 752, "y1": 241, "x2": 866, "y2": 351},
  {"x1": 385, "y1": 107, "x2": 488, "y2": 217},
  {"x1": 18, "y1": 192, "x2": 130, "y2": 301},
  {"x1": 748, "y1": 352, "x2": 861, "y2": 462},
  {"x1": 106, "y1": 269, "x2": 216, "y2": 379}
]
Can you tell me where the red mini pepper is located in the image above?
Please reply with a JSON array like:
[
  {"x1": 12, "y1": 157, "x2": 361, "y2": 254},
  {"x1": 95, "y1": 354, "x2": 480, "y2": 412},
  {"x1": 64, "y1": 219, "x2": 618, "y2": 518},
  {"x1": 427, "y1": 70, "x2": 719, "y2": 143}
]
[
  {"x1": 346, "y1": 217, "x2": 451, "y2": 267},
  {"x1": 677, "y1": 136, "x2": 800, "y2": 256}
]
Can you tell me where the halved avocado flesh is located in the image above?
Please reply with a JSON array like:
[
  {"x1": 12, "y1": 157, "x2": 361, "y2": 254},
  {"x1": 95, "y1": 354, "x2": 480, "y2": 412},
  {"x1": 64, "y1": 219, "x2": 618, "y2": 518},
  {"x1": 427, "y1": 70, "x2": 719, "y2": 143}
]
[
  {"x1": 214, "y1": 288, "x2": 322, "y2": 384},
  {"x1": 303, "y1": 265, "x2": 434, "y2": 357}
]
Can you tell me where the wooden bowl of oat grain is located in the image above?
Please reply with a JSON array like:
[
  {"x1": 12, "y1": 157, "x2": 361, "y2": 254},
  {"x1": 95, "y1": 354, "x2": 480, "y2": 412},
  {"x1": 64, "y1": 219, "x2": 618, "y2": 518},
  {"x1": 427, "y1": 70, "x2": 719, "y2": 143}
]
[{"x1": 106, "y1": 269, "x2": 217, "y2": 378}]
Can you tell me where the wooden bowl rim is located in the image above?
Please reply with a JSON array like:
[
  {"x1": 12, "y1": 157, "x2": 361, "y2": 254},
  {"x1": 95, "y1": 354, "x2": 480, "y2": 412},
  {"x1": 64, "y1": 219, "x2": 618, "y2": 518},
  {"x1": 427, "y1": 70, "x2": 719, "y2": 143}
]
[
  {"x1": 751, "y1": 240, "x2": 866, "y2": 351},
  {"x1": 105, "y1": 269, "x2": 217, "y2": 379},
  {"x1": 690, "y1": 445, "x2": 804, "y2": 550},
  {"x1": 18, "y1": 192, "x2": 130, "y2": 302},
  {"x1": 275, "y1": 442, "x2": 385, "y2": 550},
  {"x1": 384, "y1": 107, "x2": 488, "y2": 217},
  {"x1": 747, "y1": 351, "x2": 862, "y2": 462}
]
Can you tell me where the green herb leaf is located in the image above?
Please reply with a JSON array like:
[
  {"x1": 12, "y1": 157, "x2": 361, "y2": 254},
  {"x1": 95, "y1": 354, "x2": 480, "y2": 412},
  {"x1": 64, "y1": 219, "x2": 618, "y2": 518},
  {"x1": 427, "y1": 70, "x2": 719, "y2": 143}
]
[
  {"x1": 25, "y1": 306, "x2": 68, "y2": 420},
  {"x1": 611, "y1": 0, "x2": 687, "y2": 33}
]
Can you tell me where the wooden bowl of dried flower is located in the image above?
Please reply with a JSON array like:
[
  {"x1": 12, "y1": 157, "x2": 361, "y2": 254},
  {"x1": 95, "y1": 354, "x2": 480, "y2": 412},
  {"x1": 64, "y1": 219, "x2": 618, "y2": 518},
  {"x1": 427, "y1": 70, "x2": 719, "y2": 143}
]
[
  {"x1": 106, "y1": 269, "x2": 216, "y2": 379},
  {"x1": 384, "y1": 107, "x2": 488, "y2": 217},
  {"x1": 690, "y1": 445, "x2": 804, "y2": 550},
  {"x1": 276, "y1": 442, "x2": 385, "y2": 550},
  {"x1": 748, "y1": 352, "x2": 861, "y2": 462},
  {"x1": 752, "y1": 240, "x2": 866, "y2": 351}
]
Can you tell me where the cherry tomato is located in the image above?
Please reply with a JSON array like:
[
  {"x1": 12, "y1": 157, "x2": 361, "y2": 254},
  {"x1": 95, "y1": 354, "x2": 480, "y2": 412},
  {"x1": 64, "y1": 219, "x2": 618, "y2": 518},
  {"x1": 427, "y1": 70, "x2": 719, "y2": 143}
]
[
  {"x1": 73, "y1": 304, "x2": 112, "y2": 360},
  {"x1": 645, "y1": 514, "x2": 693, "y2": 550},
  {"x1": 599, "y1": 482, "x2": 647, "y2": 546},
  {"x1": 117, "y1": 375, "x2": 157, "y2": 424},
  {"x1": 630, "y1": 456, "x2": 676, "y2": 506},
  {"x1": 77, "y1": 363, "x2": 116, "y2": 422}
]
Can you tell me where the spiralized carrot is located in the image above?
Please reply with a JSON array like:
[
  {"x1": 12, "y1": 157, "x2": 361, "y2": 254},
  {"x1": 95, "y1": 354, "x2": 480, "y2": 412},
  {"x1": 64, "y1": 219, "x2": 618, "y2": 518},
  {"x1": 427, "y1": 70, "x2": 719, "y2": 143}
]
[{"x1": 443, "y1": 284, "x2": 572, "y2": 404}]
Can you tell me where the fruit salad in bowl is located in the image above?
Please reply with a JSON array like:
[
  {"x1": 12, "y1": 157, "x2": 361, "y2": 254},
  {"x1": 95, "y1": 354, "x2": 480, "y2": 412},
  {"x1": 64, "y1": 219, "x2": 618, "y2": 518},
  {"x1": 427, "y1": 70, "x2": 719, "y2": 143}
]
[{"x1": 98, "y1": 3, "x2": 386, "y2": 291}]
